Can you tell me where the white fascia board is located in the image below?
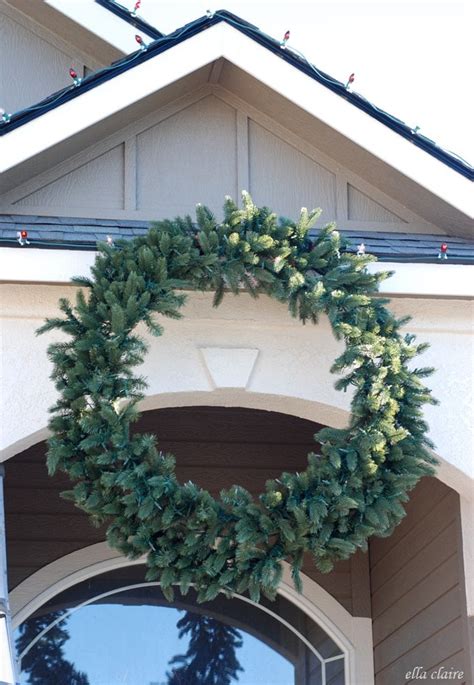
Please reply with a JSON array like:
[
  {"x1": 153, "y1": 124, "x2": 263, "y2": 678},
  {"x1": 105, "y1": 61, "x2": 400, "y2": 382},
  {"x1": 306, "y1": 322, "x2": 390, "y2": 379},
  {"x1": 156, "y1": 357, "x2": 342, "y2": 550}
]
[
  {"x1": 0, "y1": 22, "x2": 472, "y2": 219},
  {"x1": 44, "y1": 0, "x2": 155, "y2": 52},
  {"x1": 1, "y1": 248, "x2": 473, "y2": 298}
]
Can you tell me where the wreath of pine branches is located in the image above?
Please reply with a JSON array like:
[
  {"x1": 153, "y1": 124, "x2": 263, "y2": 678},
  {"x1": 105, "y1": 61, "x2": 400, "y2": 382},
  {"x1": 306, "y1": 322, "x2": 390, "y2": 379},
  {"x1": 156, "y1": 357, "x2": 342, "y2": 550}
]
[{"x1": 38, "y1": 193, "x2": 437, "y2": 603}]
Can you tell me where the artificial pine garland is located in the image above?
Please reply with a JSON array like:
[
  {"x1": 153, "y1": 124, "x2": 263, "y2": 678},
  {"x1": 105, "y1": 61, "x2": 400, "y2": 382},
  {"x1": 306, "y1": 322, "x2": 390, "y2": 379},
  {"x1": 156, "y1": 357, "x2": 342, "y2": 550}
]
[{"x1": 38, "y1": 193, "x2": 437, "y2": 603}]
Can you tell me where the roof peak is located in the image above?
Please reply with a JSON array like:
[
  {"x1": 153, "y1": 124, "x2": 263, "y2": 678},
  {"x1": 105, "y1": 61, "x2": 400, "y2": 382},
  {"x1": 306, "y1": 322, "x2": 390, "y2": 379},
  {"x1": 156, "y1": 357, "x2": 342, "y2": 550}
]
[{"x1": 0, "y1": 8, "x2": 472, "y2": 181}]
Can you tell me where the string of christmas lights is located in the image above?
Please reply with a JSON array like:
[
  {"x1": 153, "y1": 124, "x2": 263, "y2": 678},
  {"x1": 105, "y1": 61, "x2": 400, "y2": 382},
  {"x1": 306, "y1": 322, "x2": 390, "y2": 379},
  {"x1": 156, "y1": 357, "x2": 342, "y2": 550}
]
[
  {"x1": 0, "y1": 230, "x2": 462, "y2": 264},
  {"x1": 0, "y1": 6, "x2": 472, "y2": 175}
]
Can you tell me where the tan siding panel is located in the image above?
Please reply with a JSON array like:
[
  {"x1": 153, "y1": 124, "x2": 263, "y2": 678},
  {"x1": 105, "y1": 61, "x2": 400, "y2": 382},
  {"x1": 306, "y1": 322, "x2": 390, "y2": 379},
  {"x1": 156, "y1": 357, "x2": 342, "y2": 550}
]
[
  {"x1": 373, "y1": 553, "x2": 459, "y2": 645},
  {"x1": 248, "y1": 120, "x2": 336, "y2": 221},
  {"x1": 0, "y1": 13, "x2": 80, "y2": 113},
  {"x1": 15, "y1": 146, "x2": 125, "y2": 210},
  {"x1": 375, "y1": 619, "x2": 465, "y2": 685},
  {"x1": 137, "y1": 95, "x2": 237, "y2": 216},
  {"x1": 372, "y1": 521, "x2": 458, "y2": 618},
  {"x1": 417, "y1": 651, "x2": 467, "y2": 684},
  {"x1": 4, "y1": 488, "x2": 85, "y2": 514},
  {"x1": 7, "y1": 539, "x2": 104, "y2": 567},
  {"x1": 371, "y1": 480, "x2": 467, "y2": 685},
  {"x1": 371, "y1": 492, "x2": 458, "y2": 592},
  {"x1": 374, "y1": 586, "x2": 461, "y2": 672},
  {"x1": 347, "y1": 184, "x2": 405, "y2": 222},
  {"x1": 370, "y1": 478, "x2": 450, "y2": 566},
  {"x1": 5, "y1": 514, "x2": 103, "y2": 540},
  {"x1": 350, "y1": 550, "x2": 371, "y2": 617}
]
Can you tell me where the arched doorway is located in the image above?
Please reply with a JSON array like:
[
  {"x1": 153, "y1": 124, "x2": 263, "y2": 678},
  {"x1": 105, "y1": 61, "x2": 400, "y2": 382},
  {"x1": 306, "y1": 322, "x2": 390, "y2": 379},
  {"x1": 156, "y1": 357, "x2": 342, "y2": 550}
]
[{"x1": 5, "y1": 406, "x2": 375, "y2": 684}]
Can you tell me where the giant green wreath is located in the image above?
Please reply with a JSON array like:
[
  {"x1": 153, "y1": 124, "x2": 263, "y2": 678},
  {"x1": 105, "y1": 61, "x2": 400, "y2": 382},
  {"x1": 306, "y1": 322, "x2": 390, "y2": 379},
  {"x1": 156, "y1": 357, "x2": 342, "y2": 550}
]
[{"x1": 39, "y1": 193, "x2": 437, "y2": 603}]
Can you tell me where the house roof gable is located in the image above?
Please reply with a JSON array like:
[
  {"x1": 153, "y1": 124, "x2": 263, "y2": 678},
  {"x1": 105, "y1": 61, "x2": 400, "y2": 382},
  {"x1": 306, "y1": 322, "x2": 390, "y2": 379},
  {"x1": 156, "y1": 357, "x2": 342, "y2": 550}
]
[
  {"x1": 0, "y1": 11, "x2": 472, "y2": 236},
  {"x1": 0, "y1": 9, "x2": 472, "y2": 182}
]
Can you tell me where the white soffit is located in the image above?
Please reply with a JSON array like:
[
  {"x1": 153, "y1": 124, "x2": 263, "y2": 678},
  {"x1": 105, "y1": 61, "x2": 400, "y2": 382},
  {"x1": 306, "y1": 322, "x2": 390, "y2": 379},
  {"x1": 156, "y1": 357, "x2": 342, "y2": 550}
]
[
  {"x1": 0, "y1": 22, "x2": 472, "y2": 220},
  {"x1": 0, "y1": 248, "x2": 473, "y2": 298}
]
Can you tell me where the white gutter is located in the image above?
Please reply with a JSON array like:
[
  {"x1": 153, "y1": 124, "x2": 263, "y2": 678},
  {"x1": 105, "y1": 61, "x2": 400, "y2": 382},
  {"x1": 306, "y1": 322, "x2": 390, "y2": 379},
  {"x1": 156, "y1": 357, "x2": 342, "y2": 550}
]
[{"x1": 0, "y1": 247, "x2": 472, "y2": 298}]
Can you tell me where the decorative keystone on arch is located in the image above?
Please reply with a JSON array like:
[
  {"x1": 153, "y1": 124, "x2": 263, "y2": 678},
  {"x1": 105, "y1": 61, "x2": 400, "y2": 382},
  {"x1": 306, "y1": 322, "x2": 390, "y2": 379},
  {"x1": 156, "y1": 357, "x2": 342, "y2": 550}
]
[{"x1": 199, "y1": 347, "x2": 259, "y2": 389}]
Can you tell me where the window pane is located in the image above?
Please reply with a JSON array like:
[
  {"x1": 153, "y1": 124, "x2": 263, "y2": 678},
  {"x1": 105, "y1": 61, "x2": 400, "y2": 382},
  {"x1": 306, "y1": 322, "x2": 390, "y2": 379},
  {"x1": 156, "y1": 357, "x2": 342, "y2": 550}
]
[{"x1": 15, "y1": 566, "x2": 345, "y2": 685}]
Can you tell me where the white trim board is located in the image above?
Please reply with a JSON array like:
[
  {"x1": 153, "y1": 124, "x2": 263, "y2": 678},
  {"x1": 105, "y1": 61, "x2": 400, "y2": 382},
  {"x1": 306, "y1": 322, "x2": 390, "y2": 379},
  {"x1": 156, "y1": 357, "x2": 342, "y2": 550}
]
[
  {"x1": 0, "y1": 247, "x2": 473, "y2": 298},
  {"x1": 0, "y1": 22, "x2": 472, "y2": 222}
]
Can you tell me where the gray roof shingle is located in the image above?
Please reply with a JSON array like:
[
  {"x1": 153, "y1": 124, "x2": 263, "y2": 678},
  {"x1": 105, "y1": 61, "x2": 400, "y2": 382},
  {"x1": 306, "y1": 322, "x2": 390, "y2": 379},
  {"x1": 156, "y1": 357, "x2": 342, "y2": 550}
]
[{"x1": 0, "y1": 214, "x2": 473, "y2": 264}]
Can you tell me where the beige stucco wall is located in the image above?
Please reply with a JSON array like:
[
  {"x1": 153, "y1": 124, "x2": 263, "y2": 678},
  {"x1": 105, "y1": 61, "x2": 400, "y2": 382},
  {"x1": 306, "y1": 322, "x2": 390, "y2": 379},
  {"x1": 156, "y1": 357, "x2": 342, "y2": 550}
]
[{"x1": 1, "y1": 283, "x2": 472, "y2": 490}]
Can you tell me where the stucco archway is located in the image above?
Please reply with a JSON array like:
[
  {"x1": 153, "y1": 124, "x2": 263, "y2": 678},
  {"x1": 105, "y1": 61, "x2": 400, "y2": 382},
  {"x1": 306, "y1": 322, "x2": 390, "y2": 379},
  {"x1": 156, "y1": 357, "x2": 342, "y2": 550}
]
[
  {"x1": 10, "y1": 542, "x2": 374, "y2": 685},
  {"x1": 2, "y1": 388, "x2": 472, "y2": 499}
]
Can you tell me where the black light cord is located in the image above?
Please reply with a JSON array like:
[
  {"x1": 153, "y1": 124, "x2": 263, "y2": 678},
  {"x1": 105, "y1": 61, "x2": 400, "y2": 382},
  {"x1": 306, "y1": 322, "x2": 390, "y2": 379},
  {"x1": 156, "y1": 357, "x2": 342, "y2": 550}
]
[
  {"x1": 95, "y1": 0, "x2": 164, "y2": 39},
  {"x1": 1, "y1": 236, "x2": 472, "y2": 265}
]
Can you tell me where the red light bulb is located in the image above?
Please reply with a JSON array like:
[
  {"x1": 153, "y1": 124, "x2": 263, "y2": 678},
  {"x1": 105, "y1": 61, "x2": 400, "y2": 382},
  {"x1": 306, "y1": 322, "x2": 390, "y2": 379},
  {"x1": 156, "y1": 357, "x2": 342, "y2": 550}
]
[
  {"x1": 345, "y1": 73, "x2": 355, "y2": 89},
  {"x1": 17, "y1": 230, "x2": 30, "y2": 245},
  {"x1": 440, "y1": 243, "x2": 448, "y2": 253},
  {"x1": 135, "y1": 34, "x2": 143, "y2": 45},
  {"x1": 280, "y1": 30, "x2": 290, "y2": 49},
  {"x1": 69, "y1": 68, "x2": 78, "y2": 80}
]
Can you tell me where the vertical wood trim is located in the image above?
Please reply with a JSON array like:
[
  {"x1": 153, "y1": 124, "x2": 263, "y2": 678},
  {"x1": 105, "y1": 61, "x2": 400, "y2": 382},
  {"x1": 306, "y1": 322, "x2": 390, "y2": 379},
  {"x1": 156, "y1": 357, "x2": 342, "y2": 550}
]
[
  {"x1": 208, "y1": 58, "x2": 224, "y2": 84},
  {"x1": 336, "y1": 175, "x2": 348, "y2": 222},
  {"x1": 236, "y1": 111, "x2": 249, "y2": 195},
  {"x1": 456, "y1": 498, "x2": 474, "y2": 685},
  {"x1": 124, "y1": 137, "x2": 137, "y2": 211},
  {"x1": 350, "y1": 550, "x2": 372, "y2": 618}
]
